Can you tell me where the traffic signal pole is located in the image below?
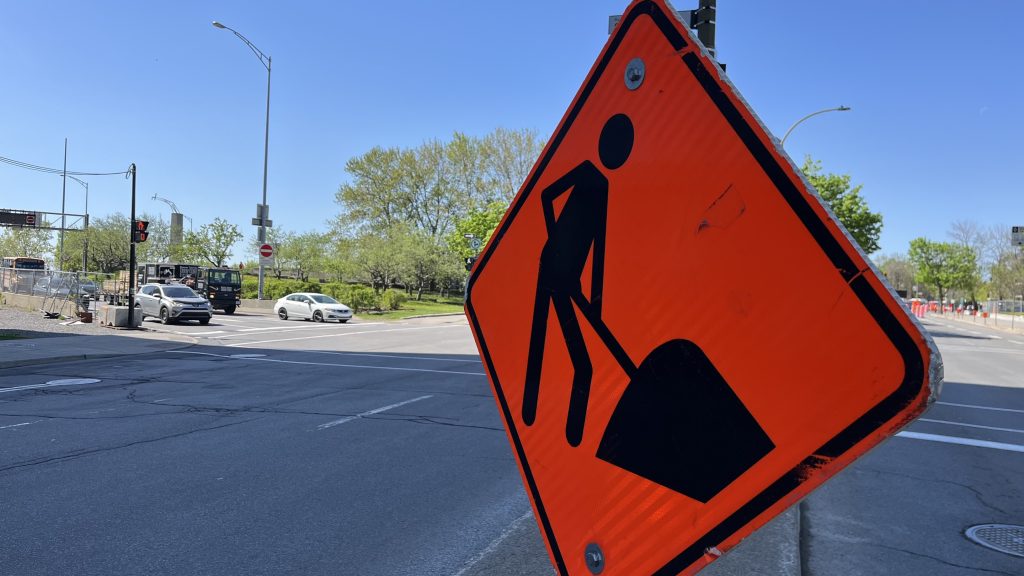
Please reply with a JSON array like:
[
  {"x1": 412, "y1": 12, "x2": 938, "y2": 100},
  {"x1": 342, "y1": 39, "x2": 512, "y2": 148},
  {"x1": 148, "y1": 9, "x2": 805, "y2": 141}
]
[{"x1": 128, "y1": 163, "x2": 137, "y2": 328}]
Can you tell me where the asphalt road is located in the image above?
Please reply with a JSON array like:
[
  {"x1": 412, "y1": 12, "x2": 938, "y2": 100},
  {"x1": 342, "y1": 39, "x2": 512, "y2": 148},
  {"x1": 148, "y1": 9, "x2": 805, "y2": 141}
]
[
  {"x1": 2, "y1": 311, "x2": 1021, "y2": 575},
  {"x1": 802, "y1": 315, "x2": 1024, "y2": 576},
  {"x1": 0, "y1": 314, "x2": 552, "y2": 576}
]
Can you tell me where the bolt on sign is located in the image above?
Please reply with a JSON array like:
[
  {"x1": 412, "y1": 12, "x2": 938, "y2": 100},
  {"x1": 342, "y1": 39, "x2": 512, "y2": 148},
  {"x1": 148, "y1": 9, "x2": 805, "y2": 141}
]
[{"x1": 464, "y1": 1, "x2": 942, "y2": 575}]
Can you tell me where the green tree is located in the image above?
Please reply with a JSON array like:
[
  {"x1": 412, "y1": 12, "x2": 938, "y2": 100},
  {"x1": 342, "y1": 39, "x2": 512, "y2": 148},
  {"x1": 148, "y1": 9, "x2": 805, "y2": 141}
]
[
  {"x1": 283, "y1": 231, "x2": 328, "y2": 281},
  {"x1": 180, "y1": 218, "x2": 243, "y2": 267},
  {"x1": 801, "y1": 157, "x2": 883, "y2": 254},
  {"x1": 351, "y1": 228, "x2": 406, "y2": 292},
  {"x1": 874, "y1": 252, "x2": 916, "y2": 296},
  {"x1": 908, "y1": 238, "x2": 978, "y2": 305},
  {"x1": 481, "y1": 127, "x2": 544, "y2": 205},
  {"x1": 449, "y1": 201, "x2": 507, "y2": 261},
  {"x1": 0, "y1": 228, "x2": 54, "y2": 262}
]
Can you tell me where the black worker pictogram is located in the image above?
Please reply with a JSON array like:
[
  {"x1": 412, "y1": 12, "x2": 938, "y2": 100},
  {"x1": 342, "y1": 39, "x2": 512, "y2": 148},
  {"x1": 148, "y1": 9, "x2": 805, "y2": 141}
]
[{"x1": 522, "y1": 113, "x2": 774, "y2": 502}]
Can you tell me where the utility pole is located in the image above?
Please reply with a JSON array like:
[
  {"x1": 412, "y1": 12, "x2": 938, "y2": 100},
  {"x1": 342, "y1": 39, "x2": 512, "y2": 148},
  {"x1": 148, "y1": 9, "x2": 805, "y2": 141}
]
[
  {"x1": 127, "y1": 164, "x2": 137, "y2": 328},
  {"x1": 692, "y1": 0, "x2": 717, "y2": 58},
  {"x1": 60, "y1": 139, "x2": 67, "y2": 270},
  {"x1": 609, "y1": 1, "x2": 720, "y2": 67}
]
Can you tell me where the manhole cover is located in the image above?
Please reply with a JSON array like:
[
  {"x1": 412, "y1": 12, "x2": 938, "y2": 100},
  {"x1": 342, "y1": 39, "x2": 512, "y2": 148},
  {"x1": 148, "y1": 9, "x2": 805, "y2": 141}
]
[
  {"x1": 229, "y1": 354, "x2": 266, "y2": 359},
  {"x1": 965, "y1": 524, "x2": 1024, "y2": 558},
  {"x1": 44, "y1": 378, "x2": 101, "y2": 386}
]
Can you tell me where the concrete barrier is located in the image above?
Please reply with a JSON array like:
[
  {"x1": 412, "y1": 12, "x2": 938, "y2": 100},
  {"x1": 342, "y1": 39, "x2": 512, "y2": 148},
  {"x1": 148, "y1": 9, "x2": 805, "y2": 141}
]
[
  {"x1": 97, "y1": 305, "x2": 143, "y2": 328},
  {"x1": 241, "y1": 298, "x2": 276, "y2": 311},
  {"x1": 1, "y1": 291, "x2": 79, "y2": 318}
]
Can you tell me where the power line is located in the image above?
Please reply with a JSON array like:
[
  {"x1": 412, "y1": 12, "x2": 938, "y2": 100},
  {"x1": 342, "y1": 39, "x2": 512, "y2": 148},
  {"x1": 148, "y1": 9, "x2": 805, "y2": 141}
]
[{"x1": 0, "y1": 154, "x2": 127, "y2": 176}]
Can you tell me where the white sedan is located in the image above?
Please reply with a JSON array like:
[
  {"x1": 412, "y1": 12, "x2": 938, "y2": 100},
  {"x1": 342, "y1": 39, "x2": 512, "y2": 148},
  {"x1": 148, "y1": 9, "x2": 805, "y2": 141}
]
[{"x1": 274, "y1": 292, "x2": 353, "y2": 323}]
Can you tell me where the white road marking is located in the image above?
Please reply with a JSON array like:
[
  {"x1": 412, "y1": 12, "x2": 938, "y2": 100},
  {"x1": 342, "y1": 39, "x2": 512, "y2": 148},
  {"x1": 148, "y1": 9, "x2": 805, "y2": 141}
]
[
  {"x1": 304, "y1": 350, "x2": 482, "y2": 364},
  {"x1": 225, "y1": 324, "x2": 462, "y2": 348},
  {"x1": 317, "y1": 395, "x2": 433, "y2": 430},
  {"x1": 167, "y1": 350, "x2": 486, "y2": 376},
  {"x1": 177, "y1": 330, "x2": 226, "y2": 336},
  {"x1": 0, "y1": 421, "x2": 39, "y2": 430},
  {"x1": 896, "y1": 431, "x2": 1024, "y2": 453},
  {"x1": 236, "y1": 325, "x2": 336, "y2": 333},
  {"x1": 918, "y1": 418, "x2": 1024, "y2": 435},
  {"x1": 938, "y1": 401, "x2": 1024, "y2": 414},
  {"x1": 152, "y1": 398, "x2": 171, "y2": 403},
  {"x1": 230, "y1": 323, "x2": 384, "y2": 334},
  {"x1": 934, "y1": 345, "x2": 1024, "y2": 355},
  {"x1": 451, "y1": 510, "x2": 535, "y2": 576},
  {"x1": 0, "y1": 380, "x2": 101, "y2": 394},
  {"x1": 1010, "y1": 340, "x2": 1023, "y2": 345}
]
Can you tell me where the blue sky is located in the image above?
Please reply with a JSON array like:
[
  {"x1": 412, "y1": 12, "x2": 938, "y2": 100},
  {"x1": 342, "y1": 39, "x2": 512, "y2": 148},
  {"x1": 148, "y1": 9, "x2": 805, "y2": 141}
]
[{"x1": 1, "y1": 0, "x2": 1021, "y2": 260}]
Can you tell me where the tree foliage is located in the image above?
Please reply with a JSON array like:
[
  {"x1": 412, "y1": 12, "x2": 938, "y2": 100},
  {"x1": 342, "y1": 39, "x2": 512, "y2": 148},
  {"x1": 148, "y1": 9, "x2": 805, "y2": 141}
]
[
  {"x1": 801, "y1": 157, "x2": 883, "y2": 254},
  {"x1": 179, "y1": 218, "x2": 243, "y2": 267},
  {"x1": 331, "y1": 128, "x2": 543, "y2": 292},
  {"x1": 908, "y1": 238, "x2": 978, "y2": 304},
  {"x1": 0, "y1": 228, "x2": 54, "y2": 263},
  {"x1": 874, "y1": 253, "x2": 916, "y2": 296}
]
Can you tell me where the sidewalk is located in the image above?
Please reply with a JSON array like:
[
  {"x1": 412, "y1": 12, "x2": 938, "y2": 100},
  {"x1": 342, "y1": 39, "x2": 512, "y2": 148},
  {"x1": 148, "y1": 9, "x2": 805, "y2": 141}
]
[
  {"x1": 0, "y1": 331, "x2": 195, "y2": 370},
  {"x1": 927, "y1": 310, "x2": 1024, "y2": 335}
]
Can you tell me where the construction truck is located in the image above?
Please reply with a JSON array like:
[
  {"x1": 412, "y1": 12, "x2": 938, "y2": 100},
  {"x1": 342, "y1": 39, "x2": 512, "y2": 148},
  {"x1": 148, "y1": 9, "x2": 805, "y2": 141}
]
[{"x1": 135, "y1": 263, "x2": 242, "y2": 314}]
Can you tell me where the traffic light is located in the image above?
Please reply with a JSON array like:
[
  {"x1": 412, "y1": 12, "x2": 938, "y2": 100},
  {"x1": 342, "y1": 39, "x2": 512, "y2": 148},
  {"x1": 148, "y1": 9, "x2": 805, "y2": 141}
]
[{"x1": 133, "y1": 220, "x2": 150, "y2": 243}]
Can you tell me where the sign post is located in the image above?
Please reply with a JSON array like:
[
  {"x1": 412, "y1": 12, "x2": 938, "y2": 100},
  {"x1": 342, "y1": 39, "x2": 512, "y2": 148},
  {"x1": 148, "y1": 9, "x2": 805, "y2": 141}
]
[{"x1": 465, "y1": 2, "x2": 940, "y2": 574}]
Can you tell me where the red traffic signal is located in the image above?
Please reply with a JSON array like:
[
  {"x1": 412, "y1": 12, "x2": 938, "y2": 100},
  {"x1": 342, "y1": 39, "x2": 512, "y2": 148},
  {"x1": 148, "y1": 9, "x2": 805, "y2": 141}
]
[{"x1": 133, "y1": 220, "x2": 150, "y2": 243}]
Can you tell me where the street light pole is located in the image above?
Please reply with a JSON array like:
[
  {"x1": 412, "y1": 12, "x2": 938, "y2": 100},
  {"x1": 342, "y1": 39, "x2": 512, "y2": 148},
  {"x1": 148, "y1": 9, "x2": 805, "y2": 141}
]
[
  {"x1": 60, "y1": 138, "x2": 67, "y2": 270},
  {"x1": 780, "y1": 106, "x2": 851, "y2": 146},
  {"x1": 62, "y1": 175, "x2": 89, "y2": 272},
  {"x1": 213, "y1": 21, "x2": 272, "y2": 300}
]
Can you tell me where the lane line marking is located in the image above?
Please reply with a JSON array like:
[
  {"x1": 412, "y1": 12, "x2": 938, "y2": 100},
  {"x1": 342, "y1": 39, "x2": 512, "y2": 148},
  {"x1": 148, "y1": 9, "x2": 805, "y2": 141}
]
[
  {"x1": 937, "y1": 401, "x2": 1024, "y2": 414},
  {"x1": 152, "y1": 398, "x2": 171, "y2": 403},
  {"x1": 896, "y1": 431, "x2": 1024, "y2": 453},
  {"x1": 934, "y1": 345, "x2": 1024, "y2": 355},
  {"x1": 225, "y1": 324, "x2": 463, "y2": 348},
  {"x1": 177, "y1": 330, "x2": 226, "y2": 336},
  {"x1": 0, "y1": 421, "x2": 39, "y2": 430},
  {"x1": 317, "y1": 395, "x2": 433, "y2": 429},
  {"x1": 918, "y1": 418, "x2": 1024, "y2": 435},
  {"x1": 167, "y1": 350, "x2": 487, "y2": 376},
  {"x1": 1010, "y1": 340, "x2": 1023, "y2": 345},
  {"x1": 452, "y1": 510, "x2": 535, "y2": 576},
  {"x1": 304, "y1": 350, "x2": 482, "y2": 364},
  {"x1": 228, "y1": 322, "x2": 388, "y2": 334},
  {"x1": 0, "y1": 380, "x2": 102, "y2": 394}
]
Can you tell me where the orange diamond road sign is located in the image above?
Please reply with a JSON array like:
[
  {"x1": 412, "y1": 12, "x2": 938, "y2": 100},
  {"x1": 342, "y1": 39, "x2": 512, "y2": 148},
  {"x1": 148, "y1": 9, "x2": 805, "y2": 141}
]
[{"x1": 465, "y1": 1, "x2": 942, "y2": 575}]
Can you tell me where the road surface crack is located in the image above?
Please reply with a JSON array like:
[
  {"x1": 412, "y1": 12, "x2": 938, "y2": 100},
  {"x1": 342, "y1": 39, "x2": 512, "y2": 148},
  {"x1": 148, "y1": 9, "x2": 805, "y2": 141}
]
[
  {"x1": 0, "y1": 416, "x2": 259, "y2": 475},
  {"x1": 865, "y1": 542, "x2": 1016, "y2": 576}
]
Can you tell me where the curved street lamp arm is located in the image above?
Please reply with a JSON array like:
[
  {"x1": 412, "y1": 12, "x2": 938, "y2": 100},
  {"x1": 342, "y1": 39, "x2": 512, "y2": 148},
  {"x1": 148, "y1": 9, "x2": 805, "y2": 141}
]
[
  {"x1": 780, "y1": 106, "x2": 851, "y2": 146},
  {"x1": 212, "y1": 22, "x2": 270, "y2": 70}
]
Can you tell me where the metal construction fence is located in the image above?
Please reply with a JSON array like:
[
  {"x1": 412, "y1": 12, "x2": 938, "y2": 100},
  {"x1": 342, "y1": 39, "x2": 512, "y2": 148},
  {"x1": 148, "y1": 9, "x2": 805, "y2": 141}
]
[{"x1": 0, "y1": 268, "x2": 132, "y2": 309}]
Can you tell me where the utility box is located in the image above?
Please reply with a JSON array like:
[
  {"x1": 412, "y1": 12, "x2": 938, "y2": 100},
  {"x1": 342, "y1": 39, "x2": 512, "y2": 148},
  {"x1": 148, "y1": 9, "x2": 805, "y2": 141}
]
[{"x1": 97, "y1": 304, "x2": 143, "y2": 328}]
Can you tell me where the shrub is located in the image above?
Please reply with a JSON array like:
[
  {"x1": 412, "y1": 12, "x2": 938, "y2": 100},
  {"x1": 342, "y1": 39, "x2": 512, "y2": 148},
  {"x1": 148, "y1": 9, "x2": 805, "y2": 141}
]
[
  {"x1": 380, "y1": 288, "x2": 408, "y2": 311},
  {"x1": 241, "y1": 276, "x2": 259, "y2": 299},
  {"x1": 347, "y1": 285, "x2": 379, "y2": 312}
]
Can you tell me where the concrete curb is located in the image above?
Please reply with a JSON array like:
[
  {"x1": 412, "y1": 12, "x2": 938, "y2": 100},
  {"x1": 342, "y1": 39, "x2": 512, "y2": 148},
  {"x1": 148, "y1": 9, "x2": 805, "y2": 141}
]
[
  {"x1": 395, "y1": 312, "x2": 467, "y2": 320},
  {"x1": 0, "y1": 335, "x2": 198, "y2": 370}
]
